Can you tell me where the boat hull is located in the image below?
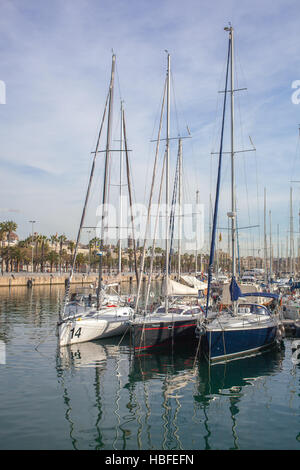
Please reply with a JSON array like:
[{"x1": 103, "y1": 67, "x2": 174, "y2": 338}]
[
  {"x1": 132, "y1": 318, "x2": 198, "y2": 352},
  {"x1": 58, "y1": 317, "x2": 130, "y2": 346},
  {"x1": 201, "y1": 324, "x2": 278, "y2": 363}
]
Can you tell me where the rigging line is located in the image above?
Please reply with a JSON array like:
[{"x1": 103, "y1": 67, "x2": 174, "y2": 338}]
[
  {"x1": 143, "y1": 78, "x2": 169, "y2": 205},
  {"x1": 127, "y1": 143, "x2": 137, "y2": 206},
  {"x1": 144, "y1": 150, "x2": 167, "y2": 314},
  {"x1": 170, "y1": 69, "x2": 182, "y2": 138},
  {"x1": 210, "y1": 48, "x2": 228, "y2": 154},
  {"x1": 235, "y1": 35, "x2": 261, "y2": 254},
  {"x1": 234, "y1": 30, "x2": 248, "y2": 95},
  {"x1": 236, "y1": 75, "x2": 252, "y2": 231},
  {"x1": 115, "y1": 57, "x2": 123, "y2": 103},
  {"x1": 254, "y1": 147, "x2": 261, "y2": 256},
  {"x1": 135, "y1": 76, "x2": 168, "y2": 314},
  {"x1": 123, "y1": 109, "x2": 139, "y2": 285},
  {"x1": 61, "y1": 85, "x2": 110, "y2": 320},
  {"x1": 234, "y1": 32, "x2": 255, "y2": 257},
  {"x1": 168, "y1": 154, "x2": 179, "y2": 272}
]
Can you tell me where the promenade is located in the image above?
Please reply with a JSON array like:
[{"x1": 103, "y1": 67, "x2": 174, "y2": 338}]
[{"x1": 0, "y1": 272, "x2": 163, "y2": 288}]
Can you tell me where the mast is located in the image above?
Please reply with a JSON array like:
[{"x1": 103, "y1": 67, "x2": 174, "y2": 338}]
[
  {"x1": 97, "y1": 53, "x2": 116, "y2": 310},
  {"x1": 165, "y1": 52, "x2": 171, "y2": 314},
  {"x1": 195, "y1": 190, "x2": 199, "y2": 275},
  {"x1": 269, "y1": 210, "x2": 272, "y2": 280},
  {"x1": 277, "y1": 223, "x2": 280, "y2": 277},
  {"x1": 118, "y1": 100, "x2": 124, "y2": 275},
  {"x1": 204, "y1": 29, "x2": 231, "y2": 317},
  {"x1": 298, "y1": 208, "x2": 300, "y2": 274},
  {"x1": 226, "y1": 25, "x2": 238, "y2": 314},
  {"x1": 290, "y1": 186, "x2": 294, "y2": 276},
  {"x1": 178, "y1": 138, "x2": 182, "y2": 278},
  {"x1": 122, "y1": 108, "x2": 139, "y2": 286},
  {"x1": 264, "y1": 187, "x2": 268, "y2": 282}
]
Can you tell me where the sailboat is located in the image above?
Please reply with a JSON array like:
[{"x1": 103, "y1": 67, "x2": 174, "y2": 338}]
[
  {"x1": 130, "y1": 53, "x2": 203, "y2": 353},
  {"x1": 195, "y1": 26, "x2": 282, "y2": 364},
  {"x1": 57, "y1": 54, "x2": 137, "y2": 347}
]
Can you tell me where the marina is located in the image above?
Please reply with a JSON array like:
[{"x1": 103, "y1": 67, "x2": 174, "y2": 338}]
[
  {"x1": 0, "y1": 283, "x2": 299, "y2": 450},
  {"x1": 1, "y1": 0, "x2": 300, "y2": 454}
]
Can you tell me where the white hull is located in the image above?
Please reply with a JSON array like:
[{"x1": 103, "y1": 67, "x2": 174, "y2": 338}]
[{"x1": 58, "y1": 306, "x2": 133, "y2": 346}]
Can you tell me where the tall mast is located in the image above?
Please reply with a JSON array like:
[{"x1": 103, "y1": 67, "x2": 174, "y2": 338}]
[
  {"x1": 277, "y1": 223, "x2": 280, "y2": 276},
  {"x1": 298, "y1": 208, "x2": 300, "y2": 274},
  {"x1": 178, "y1": 138, "x2": 182, "y2": 278},
  {"x1": 165, "y1": 52, "x2": 171, "y2": 314},
  {"x1": 269, "y1": 210, "x2": 272, "y2": 279},
  {"x1": 226, "y1": 25, "x2": 237, "y2": 314},
  {"x1": 97, "y1": 53, "x2": 116, "y2": 310},
  {"x1": 195, "y1": 189, "x2": 199, "y2": 275},
  {"x1": 204, "y1": 29, "x2": 231, "y2": 317},
  {"x1": 290, "y1": 186, "x2": 294, "y2": 275},
  {"x1": 118, "y1": 100, "x2": 124, "y2": 275},
  {"x1": 264, "y1": 187, "x2": 267, "y2": 282}
]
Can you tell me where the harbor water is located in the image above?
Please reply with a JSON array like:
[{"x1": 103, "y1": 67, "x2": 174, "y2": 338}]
[{"x1": 0, "y1": 283, "x2": 299, "y2": 450}]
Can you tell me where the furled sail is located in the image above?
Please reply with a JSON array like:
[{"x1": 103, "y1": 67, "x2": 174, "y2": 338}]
[
  {"x1": 166, "y1": 279, "x2": 199, "y2": 295},
  {"x1": 180, "y1": 275, "x2": 207, "y2": 291}
]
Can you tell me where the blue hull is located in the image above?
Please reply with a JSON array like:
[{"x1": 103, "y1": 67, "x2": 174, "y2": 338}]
[{"x1": 203, "y1": 325, "x2": 278, "y2": 363}]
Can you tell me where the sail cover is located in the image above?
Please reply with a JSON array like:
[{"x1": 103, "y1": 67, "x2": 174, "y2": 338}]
[
  {"x1": 167, "y1": 279, "x2": 199, "y2": 295},
  {"x1": 230, "y1": 277, "x2": 279, "y2": 301},
  {"x1": 180, "y1": 275, "x2": 207, "y2": 291},
  {"x1": 230, "y1": 277, "x2": 242, "y2": 301}
]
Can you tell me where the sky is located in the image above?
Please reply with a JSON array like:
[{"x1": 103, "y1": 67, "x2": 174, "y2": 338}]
[{"x1": 1, "y1": 0, "x2": 300, "y2": 256}]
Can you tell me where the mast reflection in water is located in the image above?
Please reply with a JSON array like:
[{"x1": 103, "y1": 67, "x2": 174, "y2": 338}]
[
  {"x1": 0, "y1": 285, "x2": 298, "y2": 450},
  {"x1": 56, "y1": 337, "x2": 286, "y2": 450}
]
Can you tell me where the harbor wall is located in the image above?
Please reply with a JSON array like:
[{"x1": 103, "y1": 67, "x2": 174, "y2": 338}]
[{"x1": 0, "y1": 272, "x2": 163, "y2": 288}]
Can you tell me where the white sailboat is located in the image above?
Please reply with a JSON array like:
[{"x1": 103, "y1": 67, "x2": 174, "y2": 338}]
[{"x1": 57, "y1": 54, "x2": 136, "y2": 347}]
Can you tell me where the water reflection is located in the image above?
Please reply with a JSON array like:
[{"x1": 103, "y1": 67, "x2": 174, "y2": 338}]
[
  {"x1": 55, "y1": 337, "x2": 285, "y2": 450},
  {"x1": 0, "y1": 285, "x2": 65, "y2": 344},
  {"x1": 194, "y1": 348, "x2": 285, "y2": 450},
  {"x1": 0, "y1": 285, "x2": 297, "y2": 450}
]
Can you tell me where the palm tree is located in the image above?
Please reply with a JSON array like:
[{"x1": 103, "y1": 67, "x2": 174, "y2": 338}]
[
  {"x1": 0, "y1": 224, "x2": 6, "y2": 273},
  {"x1": 1, "y1": 221, "x2": 17, "y2": 272},
  {"x1": 89, "y1": 237, "x2": 101, "y2": 251},
  {"x1": 68, "y1": 240, "x2": 75, "y2": 257},
  {"x1": 47, "y1": 251, "x2": 59, "y2": 273},
  {"x1": 40, "y1": 235, "x2": 49, "y2": 272},
  {"x1": 0, "y1": 223, "x2": 7, "y2": 247},
  {"x1": 34, "y1": 234, "x2": 43, "y2": 272},
  {"x1": 58, "y1": 234, "x2": 67, "y2": 273},
  {"x1": 75, "y1": 253, "x2": 87, "y2": 272},
  {"x1": 50, "y1": 234, "x2": 59, "y2": 252},
  {"x1": 4, "y1": 221, "x2": 17, "y2": 246},
  {"x1": 10, "y1": 246, "x2": 23, "y2": 272}
]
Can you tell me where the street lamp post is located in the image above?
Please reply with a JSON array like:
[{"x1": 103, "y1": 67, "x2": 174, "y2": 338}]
[{"x1": 29, "y1": 221, "x2": 36, "y2": 273}]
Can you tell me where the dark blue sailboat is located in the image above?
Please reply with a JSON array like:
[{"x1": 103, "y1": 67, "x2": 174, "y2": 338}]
[{"x1": 196, "y1": 25, "x2": 282, "y2": 363}]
